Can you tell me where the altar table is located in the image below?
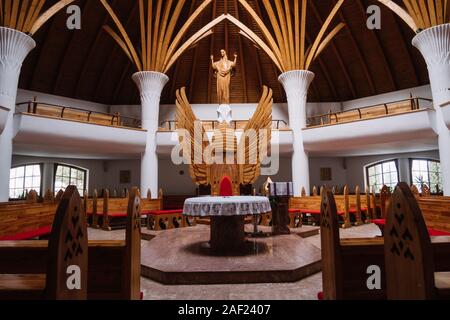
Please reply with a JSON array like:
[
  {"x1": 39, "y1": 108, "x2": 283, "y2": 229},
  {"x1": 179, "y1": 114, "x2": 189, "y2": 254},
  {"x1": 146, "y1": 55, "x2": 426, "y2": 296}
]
[{"x1": 183, "y1": 196, "x2": 271, "y2": 252}]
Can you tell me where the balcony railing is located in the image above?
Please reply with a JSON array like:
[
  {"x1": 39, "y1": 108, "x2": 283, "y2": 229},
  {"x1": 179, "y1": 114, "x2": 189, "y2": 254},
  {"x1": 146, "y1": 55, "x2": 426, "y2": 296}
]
[
  {"x1": 158, "y1": 119, "x2": 289, "y2": 131},
  {"x1": 16, "y1": 101, "x2": 142, "y2": 129},
  {"x1": 306, "y1": 97, "x2": 433, "y2": 128}
]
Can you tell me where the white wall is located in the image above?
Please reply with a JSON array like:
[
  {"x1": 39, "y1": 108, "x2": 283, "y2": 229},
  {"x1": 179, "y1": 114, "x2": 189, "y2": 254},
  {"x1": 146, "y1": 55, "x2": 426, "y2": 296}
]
[
  {"x1": 344, "y1": 150, "x2": 440, "y2": 191},
  {"x1": 11, "y1": 155, "x2": 141, "y2": 196},
  {"x1": 309, "y1": 157, "x2": 347, "y2": 190}
]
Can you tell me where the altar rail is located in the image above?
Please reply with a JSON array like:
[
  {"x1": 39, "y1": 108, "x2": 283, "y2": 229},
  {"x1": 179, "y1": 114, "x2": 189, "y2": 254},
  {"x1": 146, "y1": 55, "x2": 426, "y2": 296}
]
[
  {"x1": 159, "y1": 119, "x2": 289, "y2": 131},
  {"x1": 306, "y1": 97, "x2": 433, "y2": 128},
  {"x1": 16, "y1": 101, "x2": 142, "y2": 130}
]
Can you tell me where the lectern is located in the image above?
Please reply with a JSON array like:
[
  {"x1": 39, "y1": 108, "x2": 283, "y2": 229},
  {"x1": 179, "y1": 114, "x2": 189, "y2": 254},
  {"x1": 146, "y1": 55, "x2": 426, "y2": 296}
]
[{"x1": 269, "y1": 182, "x2": 293, "y2": 235}]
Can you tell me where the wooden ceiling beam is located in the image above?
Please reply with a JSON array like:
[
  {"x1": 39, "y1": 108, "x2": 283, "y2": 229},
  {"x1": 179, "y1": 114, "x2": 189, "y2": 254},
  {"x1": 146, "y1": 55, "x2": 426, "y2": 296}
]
[
  {"x1": 309, "y1": 0, "x2": 356, "y2": 99},
  {"x1": 331, "y1": 0, "x2": 376, "y2": 95},
  {"x1": 234, "y1": 0, "x2": 248, "y2": 103},
  {"x1": 356, "y1": 0, "x2": 397, "y2": 92},
  {"x1": 188, "y1": 0, "x2": 202, "y2": 99},
  {"x1": 306, "y1": 32, "x2": 338, "y2": 101},
  {"x1": 93, "y1": 1, "x2": 138, "y2": 102},
  {"x1": 111, "y1": 60, "x2": 132, "y2": 104},
  {"x1": 254, "y1": 0, "x2": 284, "y2": 102},
  {"x1": 74, "y1": 0, "x2": 119, "y2": 98},
  {"x1": 52, "y1": 0, "x2": 91, "y2": 95},
  {"x1": 207, "y1": 0, "x2": 217, "y2": 104},
  {"x1": 29, "y1": 7, "x2": 61, "y2": 92},
  {"x1": 385, "y1": 5, "x2": 420, "y2": 87}
]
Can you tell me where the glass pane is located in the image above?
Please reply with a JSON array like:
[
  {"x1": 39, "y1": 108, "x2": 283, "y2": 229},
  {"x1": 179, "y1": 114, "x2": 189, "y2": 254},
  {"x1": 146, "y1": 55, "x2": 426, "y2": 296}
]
[
  {"x1": 10, "y1": 168, "x2": 16, "y2": 178},
  {"x1": 32, "y1": 177, "x2": 41, "y2": 188},
  {"x1": 24, "y1": 177, "x2": 33, "y2": 188},
  {"x1": 390, "y1": 161, "x2": 397, "y2": 172},
  {"x1": 383, "y1": 162, "x2": 390, "y2": 173},
  {"x1": 419, "y1": 160, "x2": 427, "y2": 171},
  {"x1": 383, "y1": 173, "x2": 391, "y2": 184},
  {"x1": 368, "y1": 167, "x2": 375, "y2": 177},
  {"x1": 62, "y1": 166, "x2": 70, "y2": 176},
  {"x1": 391, "y1": 173, "x2": 398, "y2": 183},
  {"x1": 412, "y1": 160, "x2": 420, "y2": 171},
  {"x1": 16, "y1": 166, "x2": 25, "y2": 178},
  {"x1": 375, "y1": 164, "x2": 382, "y2": 175},
  {"x1": 56, "y1": 166, "x2": 63, "y2": 176}
]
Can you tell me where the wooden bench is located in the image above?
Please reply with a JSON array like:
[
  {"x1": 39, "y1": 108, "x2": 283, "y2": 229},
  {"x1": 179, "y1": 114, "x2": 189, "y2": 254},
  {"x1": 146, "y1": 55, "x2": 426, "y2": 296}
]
[
  {"x1": 0, "y1": 202, "x2": 58, "y2": 240},
  {"x1": 289, "y1": 186, "x2": 371, "y2": 228},
  {"x1": 86, "y1": 189, "x2": 162, "y2": 231},
  {"x1": 384, "y1": 183, "x2": 450, "y2": 299},
  {"x1": 0, "y1": 186, "x2": 142, "y2": 300},
  {"x1": 374, "y1": 185, "x2": 450, "y2": 236},
  {"x1": 320, "y1": 184, "x2": 450, "y2": 300}
]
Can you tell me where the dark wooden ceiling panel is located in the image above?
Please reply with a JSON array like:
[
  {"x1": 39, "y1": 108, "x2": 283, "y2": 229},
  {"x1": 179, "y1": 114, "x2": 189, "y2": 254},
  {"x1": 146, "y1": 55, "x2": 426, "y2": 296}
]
[{"x1": 17, "y1": 0, "x2": 430, "y2": 107}]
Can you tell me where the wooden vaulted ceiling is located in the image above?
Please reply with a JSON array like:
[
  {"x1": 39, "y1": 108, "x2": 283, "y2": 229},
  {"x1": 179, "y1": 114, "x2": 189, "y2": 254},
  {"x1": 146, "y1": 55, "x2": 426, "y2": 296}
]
[{"x1": 18, "y1": 0, "x2": 430, "y2": 106}]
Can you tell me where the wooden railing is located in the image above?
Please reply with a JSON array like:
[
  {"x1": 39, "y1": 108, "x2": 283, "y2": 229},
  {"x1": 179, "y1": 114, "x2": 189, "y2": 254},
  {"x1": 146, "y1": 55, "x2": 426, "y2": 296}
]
[
  {"x1": 159, "y1": 119, "x2": 289, "y2": 131},
  {"x1": 16, "y1": 101, "x2": 142, "y2": 129},
  {"x1": 306, "y1": 97, "x2": 433, "y2": 128}
]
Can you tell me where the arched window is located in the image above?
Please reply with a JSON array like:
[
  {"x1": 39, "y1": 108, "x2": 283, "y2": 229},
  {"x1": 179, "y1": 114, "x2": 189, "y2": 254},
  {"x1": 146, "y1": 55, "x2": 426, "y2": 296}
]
[
  {"x1": 410, "y1": 159, "x2": 442, "y2": 194},
  {"x1": 9, "y1": 164, "x2": 42, "y2": 199},
  {"x1": 366, "y1": 160, "x2": 399, "y2": 193},
  {"x1": 54, "y1": 164, "x2": 87, "y2": 193}
]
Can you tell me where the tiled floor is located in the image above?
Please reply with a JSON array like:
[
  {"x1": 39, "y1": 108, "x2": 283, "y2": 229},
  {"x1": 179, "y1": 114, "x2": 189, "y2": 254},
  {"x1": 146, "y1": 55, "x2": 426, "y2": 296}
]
[{"x1": 88, "y1": 224, "x2": 382, "y2": 300}]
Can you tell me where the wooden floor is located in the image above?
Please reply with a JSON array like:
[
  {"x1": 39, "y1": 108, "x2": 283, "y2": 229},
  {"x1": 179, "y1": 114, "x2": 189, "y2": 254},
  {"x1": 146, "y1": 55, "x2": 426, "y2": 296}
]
[{"x1": 88, "y1": 223, "x2": 382, "y2": 300}]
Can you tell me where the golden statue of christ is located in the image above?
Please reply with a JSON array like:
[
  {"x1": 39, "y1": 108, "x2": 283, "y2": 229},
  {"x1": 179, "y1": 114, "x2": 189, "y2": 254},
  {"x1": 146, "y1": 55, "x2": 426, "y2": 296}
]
[{"x1": 211, "y1": 49, "x2": 237, "y2": 105}]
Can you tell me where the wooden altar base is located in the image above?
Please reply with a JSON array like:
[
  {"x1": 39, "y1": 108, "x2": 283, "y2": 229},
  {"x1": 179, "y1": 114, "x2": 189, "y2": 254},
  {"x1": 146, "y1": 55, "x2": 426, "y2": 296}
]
[{"x1": 141, "y1": 225, "x2": 322, "y2": 285}]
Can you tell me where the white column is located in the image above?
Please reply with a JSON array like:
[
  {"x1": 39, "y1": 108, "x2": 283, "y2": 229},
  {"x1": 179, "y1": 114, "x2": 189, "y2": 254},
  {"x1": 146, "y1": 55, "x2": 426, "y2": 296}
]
[
  {"x1": 413, "y1": 24, "x2": 450, "y2": 195},
  {"x1": 0, "y1": 27, "x2": 36, "y2": 201},
  {"x1": 132, "y1": 71, "x2": 169, "y2": 199},
  {"x1": 278, "y1": 70, "x2": 315, "y2": 196}
]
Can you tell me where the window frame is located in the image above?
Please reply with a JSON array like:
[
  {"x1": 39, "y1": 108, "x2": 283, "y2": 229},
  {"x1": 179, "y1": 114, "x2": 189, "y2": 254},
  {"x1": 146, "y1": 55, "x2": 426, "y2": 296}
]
[
  {"x1": 409, "y1": 158, "x2": 442, "y2": 195},
  {"x1": 53, "y1": 163, "x2": 87, "y2": 193},
  {"x1": 9, "y1": 163, "x2": 43, "y2": 200},
  {"x1": 365, "y1": 159, "x2": 400, "y2": 193}
]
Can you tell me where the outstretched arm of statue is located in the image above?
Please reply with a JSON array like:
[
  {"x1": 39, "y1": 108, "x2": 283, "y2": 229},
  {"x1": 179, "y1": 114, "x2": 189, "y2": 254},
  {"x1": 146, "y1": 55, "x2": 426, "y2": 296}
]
[
  {"x1": 232, "y1": 53, "x2": 237, "y2": 67},
  {"x1": 211, "y1": 55, "x2": 217, "y2": 70}
]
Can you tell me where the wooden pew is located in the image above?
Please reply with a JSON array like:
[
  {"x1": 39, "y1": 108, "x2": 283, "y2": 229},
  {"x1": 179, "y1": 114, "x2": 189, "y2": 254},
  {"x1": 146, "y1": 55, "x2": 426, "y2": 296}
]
[
  {"x1": 418, "y1": 197, "x2": 450, "y2": 233},
  {"x1": 320, "y1": 183, "x2": 450, "y2": 300},
  {"x1": 289, "y1": 186, "x2": 368, "y2": 228},
  {"x1": 0, "y1": 186, "x2": 142, "y2": 300},
  {"x1": 320, "y1": 188, "x2": 386, "y2": 300},
  {"x1": 384, "y1": 183, "x2": 450, "y2": 299},
  {"x1": 376, "y1": 184, "x2": 450, "y2": 236},
  {"x1": 0, "y1": 186, "x2": 88, "y2": 299},
  {"x1": 0, "y1": 202, "x2": 57, "y2": 240}
]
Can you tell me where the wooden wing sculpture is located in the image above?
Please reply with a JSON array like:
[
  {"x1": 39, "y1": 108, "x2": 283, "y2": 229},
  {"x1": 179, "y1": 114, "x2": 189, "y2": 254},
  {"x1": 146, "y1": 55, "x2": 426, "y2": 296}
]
[
  {"x1": 238, "y1": 86, "x2": 273, "y2": 185},
  {"x1": 175, "y1": 86, "x2": 273, "y2": 193},
  {"x1": 175, "y1": 87, "x2": 209, "y2": 185}
]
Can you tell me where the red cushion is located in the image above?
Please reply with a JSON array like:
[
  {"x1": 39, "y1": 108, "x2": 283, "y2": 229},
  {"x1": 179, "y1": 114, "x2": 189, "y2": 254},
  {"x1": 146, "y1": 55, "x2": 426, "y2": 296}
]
[
  {"x1": 373, "y1": 219, "x2": 386, "y2": 226},
  {"x1": 219, "y1": 176, "x2": 233, "y2": 196},
  {"x1": 107, "y1": 212, "x2": 128, "y2": 217},
  {"x1": 300, "y1": 209, "x2": 321, "y2": 215},
  {"x1": 0, "y1": 225, "x2": 52, "y2": 241},
  {"x1": 144, "y1": 209, "x2": 183, "y2": 216},
  {"x1": 428, "y1": 228, "x2": 450, "y2": 236},
  {"x1": 372, "y1": 219, "x2": 450, "y2": 236},
  {"x1": 289, "y1": 209, "x2": 302, "y2": 213},
  {"x1": 317, "y1": 292, "x2": 324, "y2": 300}
]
